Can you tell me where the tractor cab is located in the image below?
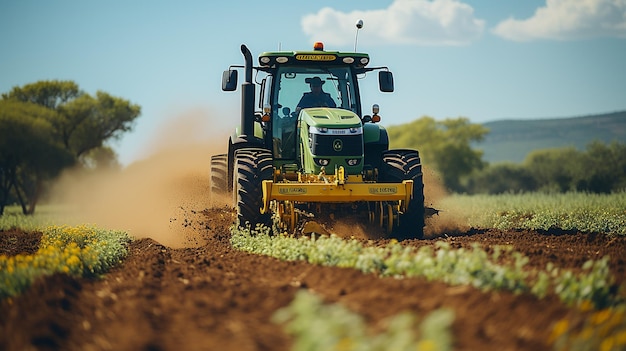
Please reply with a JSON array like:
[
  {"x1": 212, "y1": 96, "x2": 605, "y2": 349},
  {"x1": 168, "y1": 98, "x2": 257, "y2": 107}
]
[{"x1": 240, "y1": 42, "x2": 394, "y2": 171}]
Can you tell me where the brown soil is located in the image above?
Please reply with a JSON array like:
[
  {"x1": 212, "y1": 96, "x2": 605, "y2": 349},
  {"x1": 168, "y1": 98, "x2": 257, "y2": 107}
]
[
  {"x1": 0, "y1": 229, "x2": 42, "y2": 256},
  {"x1": 1, "y1": 207, "x2": 625, "y2": 351}
]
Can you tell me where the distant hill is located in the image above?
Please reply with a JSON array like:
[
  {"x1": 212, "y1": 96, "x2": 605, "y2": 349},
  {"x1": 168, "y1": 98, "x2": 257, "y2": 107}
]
[{"x1": 477, "y1": 111, "x2": 626, "y2": 163}]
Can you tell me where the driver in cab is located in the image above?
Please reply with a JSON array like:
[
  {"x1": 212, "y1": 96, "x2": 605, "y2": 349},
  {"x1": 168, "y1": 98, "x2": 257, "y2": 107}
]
[{"x1": 296, "y1": 76, "x2": 336, "y2": 112}]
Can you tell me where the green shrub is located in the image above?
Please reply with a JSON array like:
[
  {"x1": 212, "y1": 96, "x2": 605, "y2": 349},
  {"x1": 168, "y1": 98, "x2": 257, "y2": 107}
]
[{"x1": 273, "y1": 289, "x2": 454, "y2": 351}]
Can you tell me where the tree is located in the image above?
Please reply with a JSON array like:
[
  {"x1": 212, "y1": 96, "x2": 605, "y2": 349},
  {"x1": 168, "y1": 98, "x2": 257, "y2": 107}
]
[
  {"x1": 80, "y1": 146, "x2": 122, "y2": 171},
  {"x1": 524, "y1": 147, "x2": 584, "y2": 192},
  {"x1": 0, "y1": 80, "x2": 141, "y2": 214},
  {"x1": 464, "y1": 163, "x2": 537, "y2": 194},
  {"x1": 577, "y1": 141, "x2": 626, "y2": 193},
  {"x1": 1, "y1": 80, "x2": 81, "y2": 109},
  {"x1": 0, "y1": 100, "x2": 73, "y2": 215},
  {"x1": 387, "y1": 116, "x2": 489, "y2": 192},
  {"x1": 3, "y1": 80, "x2": 140, "y2": 159},
  {"x1": 463, "y1": 141, "x2": 626, "y2": 194}
]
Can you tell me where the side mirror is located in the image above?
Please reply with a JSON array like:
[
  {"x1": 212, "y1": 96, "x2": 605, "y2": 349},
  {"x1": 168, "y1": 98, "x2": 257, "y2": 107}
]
[
  {"x1": 378, "y1": 71, "x2": 394, "y2": 92},
  {"x1": 222, "y1": 69, "x2": 238, "y2": 91}
]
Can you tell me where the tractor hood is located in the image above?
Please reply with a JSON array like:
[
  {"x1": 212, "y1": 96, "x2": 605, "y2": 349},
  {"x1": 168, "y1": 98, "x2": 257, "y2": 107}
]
[
  {"x1": 300, "y1": 108, "x2": 362, "y2": 130},
  {"x1": 299, "y1": 107, "x2": 365, "y2": 175}
]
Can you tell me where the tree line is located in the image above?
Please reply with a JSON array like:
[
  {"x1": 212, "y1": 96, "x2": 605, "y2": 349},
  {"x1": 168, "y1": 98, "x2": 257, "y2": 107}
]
[
  {"x1": 0, "y1": 80, "x2": 141, "y2": 215},
  {"x1": 388, "y1": 116, "x2": 626, "y2": 194},
  {"x1": 464, "y1": 141, "x2": 626, "y2": 194}
]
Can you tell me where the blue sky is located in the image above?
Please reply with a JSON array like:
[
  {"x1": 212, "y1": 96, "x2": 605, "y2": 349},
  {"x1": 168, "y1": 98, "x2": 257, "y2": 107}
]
[{"x1": 2, "y1": 0, "x2": 625, "y2": 165}]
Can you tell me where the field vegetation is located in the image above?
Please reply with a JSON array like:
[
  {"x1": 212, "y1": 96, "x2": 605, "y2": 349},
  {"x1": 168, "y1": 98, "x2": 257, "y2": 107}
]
[
  {"x1": 229, "y1": 191, "x2": 626, "y2": 350},
  {"x1": 0, "y1": 209, "x2": 131, "y2": 299},
  {"x1": 273, "y1": 290, "x2": 454, "y2": 351},
  {"x1": 440, "y1": 192, "x2": 626, "y2": 235},
  {"x1": 1, "y1": 191, "x2": 625, "y2": 350}
]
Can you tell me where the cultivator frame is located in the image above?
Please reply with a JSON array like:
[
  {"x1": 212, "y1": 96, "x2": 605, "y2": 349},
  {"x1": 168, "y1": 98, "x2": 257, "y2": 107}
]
[{"x1": 261, "y1": 166, "x2": 414, "y2": 232}]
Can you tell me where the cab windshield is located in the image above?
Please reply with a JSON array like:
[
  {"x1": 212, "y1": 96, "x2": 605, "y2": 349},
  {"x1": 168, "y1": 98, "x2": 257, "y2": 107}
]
[
  {"x1": 270, "y1": 66, "x2": 358, "y2": 160},
  {"x1": 273, "y1": 66, "x2": 357, "y2": 116}
]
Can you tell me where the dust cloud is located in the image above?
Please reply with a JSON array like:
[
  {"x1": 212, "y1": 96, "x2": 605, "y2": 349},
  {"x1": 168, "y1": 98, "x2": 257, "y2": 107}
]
[
  {"x1": 422, "y1": 166, "x2": 470, "y2": 237},
  {"x1": 50, "y1": 108, "x2": 232, "y2": 248},
  {"x1": 325, "y1": 219, "x2": 385, "y2": 240}
]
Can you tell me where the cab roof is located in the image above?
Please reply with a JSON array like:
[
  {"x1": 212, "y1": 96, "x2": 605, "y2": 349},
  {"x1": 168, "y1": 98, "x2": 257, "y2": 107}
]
[{"x1": 258, "y1": 43, "x2": 370, "y2": 69}]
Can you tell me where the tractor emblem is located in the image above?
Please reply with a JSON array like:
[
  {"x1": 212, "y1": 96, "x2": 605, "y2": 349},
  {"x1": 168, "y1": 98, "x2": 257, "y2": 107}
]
[{"x1": 333, "y1": 139, "x2": 343, "y2": 152}]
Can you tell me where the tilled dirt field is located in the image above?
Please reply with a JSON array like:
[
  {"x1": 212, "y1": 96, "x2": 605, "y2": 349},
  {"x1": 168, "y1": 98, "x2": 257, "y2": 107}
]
[{"x1": 1, "y1": 206, "x2": 625, "y2": 351}]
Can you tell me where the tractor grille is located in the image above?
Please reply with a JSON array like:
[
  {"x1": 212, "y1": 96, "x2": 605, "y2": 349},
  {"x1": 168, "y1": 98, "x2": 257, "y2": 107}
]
[{"x1": 310, "y1": 134, "x2": 363, "y2": 156}]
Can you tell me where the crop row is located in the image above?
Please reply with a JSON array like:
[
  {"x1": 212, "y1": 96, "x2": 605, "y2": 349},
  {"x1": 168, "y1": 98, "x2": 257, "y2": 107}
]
[
  {"x1": 273, "y1": 289, "x2": 454, "y2": 351},
  {"x1": 275, "y1": 289, "x2": 626, "y2": 351},
  {"x1": 440, "y1": 192, "x2": 626, "y2": 235},
  {"x1": 0, "y1": 225, "x2": 131, "y2": 299},
  {"x1": 233, "y1": 225, "x2": 626, "y2": 350},
  {"x1": 232, "y1": 225, "x2": 617, "y2": 308}
]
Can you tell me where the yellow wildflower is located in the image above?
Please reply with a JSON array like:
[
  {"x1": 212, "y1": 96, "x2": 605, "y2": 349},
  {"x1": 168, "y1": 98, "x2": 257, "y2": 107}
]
[
  {"x1": 592, "y1": 309, "x2": 613, "y2": 326},
  {"x1": 66, "y1": 255, "x2": 81, "y2": 267},
  {"x1": 600, "y1": 337, "x2": 614, "y2": 351},
  {"x1": 549, "y1": 319, "x2": 569, "y2": 344},
  {"x1": 614, "y1": 330, "x2": 626, "y2": 346},
  {"x1": 577, "y1": 327, "x2": 593, "y2": 341},
  {"x1": 579, "y1": 300, "x2": 594, "y2": 312},
  {"x1": 334, "y1": 337, "x2": 354, "y2": 351},
  {"x1": 416, "y1": 339, "x2": 436, "y2": 351}
]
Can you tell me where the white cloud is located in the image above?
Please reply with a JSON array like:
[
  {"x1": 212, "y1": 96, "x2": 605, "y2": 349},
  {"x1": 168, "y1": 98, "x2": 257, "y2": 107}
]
[
  {"x1": 301, "y1": 0, "x2": 485, "y2": 47},
  {"x1": 493, "y1": 0, "x2": 626, "y2": 41}
]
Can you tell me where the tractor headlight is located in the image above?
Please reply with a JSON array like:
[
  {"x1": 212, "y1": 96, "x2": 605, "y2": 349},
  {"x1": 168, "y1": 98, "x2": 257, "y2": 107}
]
[
  {"x1": 314, "y1": 158, "x2": 331, "y2": 166},
  {"x1": 343, "y1": 57, "x2": 355, "y2": 64}
]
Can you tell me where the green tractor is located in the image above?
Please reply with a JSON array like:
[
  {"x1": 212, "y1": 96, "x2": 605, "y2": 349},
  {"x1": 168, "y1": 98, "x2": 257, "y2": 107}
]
[{"x1": 211, "y1": 41, "x2": 426, "y2": 239}]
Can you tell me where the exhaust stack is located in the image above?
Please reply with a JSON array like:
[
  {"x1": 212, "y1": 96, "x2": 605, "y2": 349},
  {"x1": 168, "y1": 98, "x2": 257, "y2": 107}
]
[{"x1": 240, "y1": 44, "x2": 255, "y2": 137}]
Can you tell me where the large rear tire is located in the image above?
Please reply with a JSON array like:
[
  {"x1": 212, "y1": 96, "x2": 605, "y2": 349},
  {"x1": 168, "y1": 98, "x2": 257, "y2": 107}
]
[
  {"x1": 381, "y1": 149, "x2": 425, "y2": 240},
  {"x1": 233, "y1": 148, "x2": 273, "y2": 229},
  {"x1": 210, "y1": 154, "x2": 228, "y2": 194}
]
